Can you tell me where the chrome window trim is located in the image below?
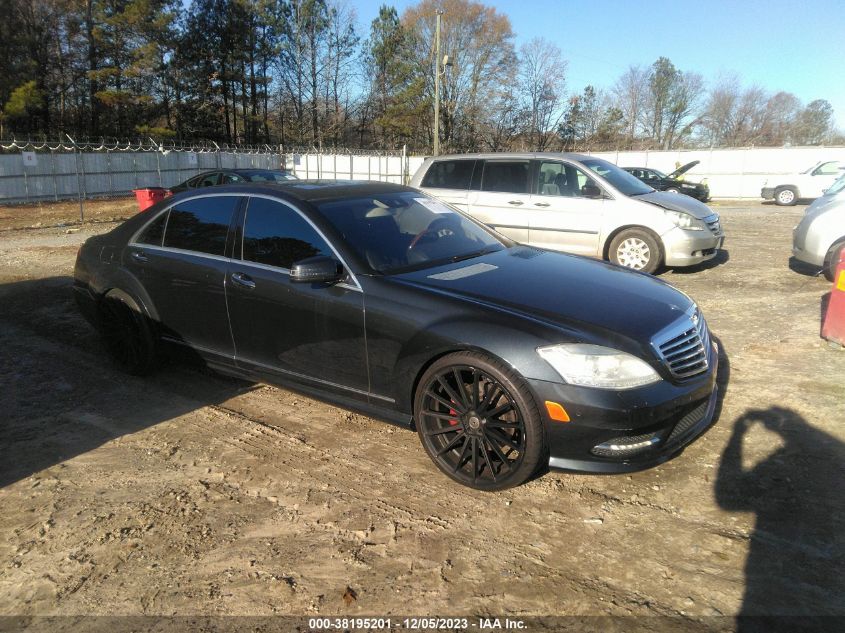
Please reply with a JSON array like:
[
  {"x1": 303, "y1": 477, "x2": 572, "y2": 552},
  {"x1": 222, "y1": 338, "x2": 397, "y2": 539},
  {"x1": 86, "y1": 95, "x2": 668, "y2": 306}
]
[{"x1": 127, "y1": 191, "x2": 363, "y2": 292}]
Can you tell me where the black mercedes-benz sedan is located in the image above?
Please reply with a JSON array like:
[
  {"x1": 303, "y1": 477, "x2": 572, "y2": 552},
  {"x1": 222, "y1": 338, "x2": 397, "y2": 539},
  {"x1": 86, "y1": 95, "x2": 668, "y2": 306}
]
[{"x1": 73, "y1": 181, "x2": 719, "y2": 490}]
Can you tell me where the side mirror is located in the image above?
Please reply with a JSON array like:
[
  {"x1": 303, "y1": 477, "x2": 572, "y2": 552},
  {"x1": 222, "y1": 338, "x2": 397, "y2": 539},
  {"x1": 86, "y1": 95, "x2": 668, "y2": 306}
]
[
  {"x1": 290, "y1": 255, "x2": 343, "y2": 284},
  {"x1": 582, "y1": 184, "x2": 603, "y2": 199}
]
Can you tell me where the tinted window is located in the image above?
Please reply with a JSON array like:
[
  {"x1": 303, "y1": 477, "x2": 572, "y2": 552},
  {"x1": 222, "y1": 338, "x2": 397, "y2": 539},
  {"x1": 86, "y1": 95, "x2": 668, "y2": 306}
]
[
  {"x1": 242, "y1": 197, "x2": 331, "y2": 269},
  {"x1": 481, "y1": 161, "x2": 530, "y2": 194},
  {"x1": 421, "y1": 160, "x2": 475, "y2": 189},
  {"x1": 163, "y1": 196, "x2": 238, "y2": 255},
  {"x1": 198, "y1": 172, "x2": 221, "y2": 187},
  {"x1": 136, "y1": 211, "x2": 168, "y2": 246}
]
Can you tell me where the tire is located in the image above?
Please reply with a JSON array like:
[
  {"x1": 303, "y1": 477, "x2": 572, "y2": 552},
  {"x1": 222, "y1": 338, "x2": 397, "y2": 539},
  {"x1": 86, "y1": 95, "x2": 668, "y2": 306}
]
[
  {"x1": 775, "y1": 187, "x2": 798, "y2": 206},
  {"x1": 98, "y1": 290, "x2": 158, "y2": 375},
  {"x1": 666, "y1": 187, "x2": 680, "y2": 194},
  {"x1": 823, "y1": 240, "x2": 845, "y2": 282},
  {"x1": 414, "y1": 351, "x2": 547, "y2": 491},
  {"x1": 608, "y1": 228, "x2": 663, "y2": 274}
]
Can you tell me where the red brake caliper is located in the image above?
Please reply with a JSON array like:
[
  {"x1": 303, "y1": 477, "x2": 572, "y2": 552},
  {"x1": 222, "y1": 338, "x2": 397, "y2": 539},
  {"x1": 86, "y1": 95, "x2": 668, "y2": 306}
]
[{"x1": 449, "y1": 404, "x2": 459, "y2": 426}]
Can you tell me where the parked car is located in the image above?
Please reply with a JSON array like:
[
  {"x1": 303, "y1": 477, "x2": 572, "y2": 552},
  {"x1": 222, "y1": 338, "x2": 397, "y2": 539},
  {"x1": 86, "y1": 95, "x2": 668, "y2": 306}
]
[
  {"x1": 793, "y1": 172, "x2": 845, "y2": 281},
  {"x1": 622, "y1": 161, "x2": 709, "y2": 202},
  {"x1": 762, "y1": 160, "x2": 842, "y2": 206},
  {"x1": 410, "y1": 153, "x2": 724, "y2": 274},
  {"x1": 169, "y1": 168, "x2": 297, "y2": 193},
  {"x1": 73, "y1": 181, "x2": 719, "y2": 490}
]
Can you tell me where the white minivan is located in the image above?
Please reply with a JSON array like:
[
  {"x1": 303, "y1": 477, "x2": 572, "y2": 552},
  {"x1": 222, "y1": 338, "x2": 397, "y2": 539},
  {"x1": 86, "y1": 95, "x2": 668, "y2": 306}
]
[{"x1": 410, "y1": 152, "x2": 724, "y2": 274}]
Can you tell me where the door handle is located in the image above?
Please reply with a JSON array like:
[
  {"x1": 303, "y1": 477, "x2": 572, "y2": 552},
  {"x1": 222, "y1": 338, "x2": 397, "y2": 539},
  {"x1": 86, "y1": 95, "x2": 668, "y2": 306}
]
[
  {"x1": 534, "y1": 202, "x2": 550, "y2": 207},
  {"x1": 130, "y1": 251, "x2": 148, "y2": 263},
  {"x1": 508, "y1": 200, "x2": 524, "y2": 206},
  {"x1": 231, "y1": 272, "x2": 256, "y2": 289}
]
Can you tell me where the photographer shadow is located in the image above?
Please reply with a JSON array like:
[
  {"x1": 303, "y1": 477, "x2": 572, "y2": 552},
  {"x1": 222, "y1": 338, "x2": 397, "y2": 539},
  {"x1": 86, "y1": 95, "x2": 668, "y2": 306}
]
[{"x1": 715, "y1": 407, "x2": 845, "y2": 631}]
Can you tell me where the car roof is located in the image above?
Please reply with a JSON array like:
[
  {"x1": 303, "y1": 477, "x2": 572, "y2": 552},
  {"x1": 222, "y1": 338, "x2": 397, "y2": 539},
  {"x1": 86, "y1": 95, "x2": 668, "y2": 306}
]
[
  {"x1": 423, "y1": 151, "x2": 598, "y2": 162},
  {"x1": 180, "y1": 179, "x2": 416, "y2": 202}
]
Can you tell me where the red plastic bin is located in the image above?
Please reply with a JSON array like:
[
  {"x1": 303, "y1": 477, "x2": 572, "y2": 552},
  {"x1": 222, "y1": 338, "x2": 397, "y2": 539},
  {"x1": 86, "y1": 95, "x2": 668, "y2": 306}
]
[{"x1": 133, "y1": 187, "x2": 171, "y2": 212}]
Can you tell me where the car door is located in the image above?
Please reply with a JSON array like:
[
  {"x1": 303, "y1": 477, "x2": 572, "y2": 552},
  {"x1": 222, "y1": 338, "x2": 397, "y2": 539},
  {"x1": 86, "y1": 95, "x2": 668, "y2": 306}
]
[
  {"x1": 808, "y1": 161, "x2": 841, "y2": 197},
  {"x1": 527, "y1": 160, "x2": 604, "y2": 257},
  {"x1": 467, "y1": 159, "x2": 531, "y2": 242},
  {"x1": 226, "y1": 195, "x2": 369, "y2": 401},
  {"x1": 125, "y1": 194, "x2": 241, "y2": 359},
  {"x1": 418, "y1": 159, "x2": 476, "y2": 211}
]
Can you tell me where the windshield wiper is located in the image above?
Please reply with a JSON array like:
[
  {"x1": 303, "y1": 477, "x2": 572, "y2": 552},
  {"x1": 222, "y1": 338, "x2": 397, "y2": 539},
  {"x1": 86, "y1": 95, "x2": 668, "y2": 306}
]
[{"x1": 449, "y1": 246, "x2": 499, "y2": 263}]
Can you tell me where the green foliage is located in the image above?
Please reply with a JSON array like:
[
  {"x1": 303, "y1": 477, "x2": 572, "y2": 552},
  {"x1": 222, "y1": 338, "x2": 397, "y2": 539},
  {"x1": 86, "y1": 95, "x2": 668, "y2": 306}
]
[{"x1": 3, "y1": 81, "x2": 44, "y2": 118}]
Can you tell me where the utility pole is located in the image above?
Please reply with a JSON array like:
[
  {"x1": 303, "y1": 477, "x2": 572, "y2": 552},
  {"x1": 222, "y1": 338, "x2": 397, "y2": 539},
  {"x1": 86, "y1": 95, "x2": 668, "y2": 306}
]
[{"x1": 433, "y1": 10, "x2": 442, "y2": 156}]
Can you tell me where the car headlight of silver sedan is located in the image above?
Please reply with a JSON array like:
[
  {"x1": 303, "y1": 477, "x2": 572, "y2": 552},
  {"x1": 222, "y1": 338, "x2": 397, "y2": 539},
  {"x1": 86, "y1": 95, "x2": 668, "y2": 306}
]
[
  {"x1": 665, "y1": 210, "x2": 707, "y2": 231},
  {"x1": 537, "y1": 344, "x2": 661, "y2": 389}
]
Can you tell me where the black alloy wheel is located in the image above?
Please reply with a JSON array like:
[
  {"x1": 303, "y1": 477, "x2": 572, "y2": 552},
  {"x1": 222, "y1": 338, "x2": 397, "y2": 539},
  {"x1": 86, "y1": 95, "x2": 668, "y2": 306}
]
[
  {"x1": 99, "y1": 292, "x2": 158, "y2": 375},
  {"x1": 415, "y1": 352, "x2": 545, "y2": 490}
]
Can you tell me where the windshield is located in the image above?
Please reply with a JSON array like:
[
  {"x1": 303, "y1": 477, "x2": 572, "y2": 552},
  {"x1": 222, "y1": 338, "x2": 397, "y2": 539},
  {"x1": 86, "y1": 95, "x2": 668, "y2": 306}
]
[
  {"x1": 825, "y1": 173, "x2": 845, "y2": 196},
  {"x1": 581, "y1": 158, "x2": 654, "y2": 196},
  {"x1": 315, "y1": 191, "x2": 506, "y2": 273}
]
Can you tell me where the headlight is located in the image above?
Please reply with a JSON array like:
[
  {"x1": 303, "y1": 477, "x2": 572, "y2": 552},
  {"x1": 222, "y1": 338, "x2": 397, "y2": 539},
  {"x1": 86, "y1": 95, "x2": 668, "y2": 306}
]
[
  {"x1": 665, "y1": 210, "x2": 706, "y2": 231},
  {"x1": 681, "y1": 183, "x2": 695, "y2": 189},
  {"x1": 537, "y1": 344, "x2": 661, "y2": 390}
]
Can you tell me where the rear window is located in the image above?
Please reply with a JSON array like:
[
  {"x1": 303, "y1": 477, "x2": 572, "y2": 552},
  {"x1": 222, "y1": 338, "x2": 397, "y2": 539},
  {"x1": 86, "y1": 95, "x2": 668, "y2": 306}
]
[
  {"x1": 162, "y1": 196, "x2": 239, "y2": 256},
  {"x1": 421, "y1": 160, "x2": 475, "y2": 190}
]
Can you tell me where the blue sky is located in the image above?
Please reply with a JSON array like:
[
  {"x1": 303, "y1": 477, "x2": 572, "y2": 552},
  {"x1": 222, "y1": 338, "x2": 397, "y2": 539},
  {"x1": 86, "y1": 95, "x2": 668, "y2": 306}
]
[{"x1": 353, "y1": 0, "x2": 845, "y2": 129}]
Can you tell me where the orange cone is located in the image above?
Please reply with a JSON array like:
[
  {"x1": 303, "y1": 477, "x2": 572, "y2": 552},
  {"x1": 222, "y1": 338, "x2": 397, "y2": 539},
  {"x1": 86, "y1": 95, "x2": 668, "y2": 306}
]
[{"x1": 822, "y1": 254, "x2": 845, "y2": 346}]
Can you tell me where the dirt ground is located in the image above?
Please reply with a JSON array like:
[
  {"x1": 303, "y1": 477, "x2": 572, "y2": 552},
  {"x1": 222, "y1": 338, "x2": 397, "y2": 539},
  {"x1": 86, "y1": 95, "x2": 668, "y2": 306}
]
[{"x1": 0, "y1": 197, "x2": 843, "y2": 629}]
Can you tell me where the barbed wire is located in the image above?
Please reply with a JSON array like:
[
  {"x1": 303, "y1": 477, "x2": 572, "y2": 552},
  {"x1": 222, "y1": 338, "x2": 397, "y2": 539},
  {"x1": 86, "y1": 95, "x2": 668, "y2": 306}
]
[{"x1": 0, "y1": 138, "x2": 413, "y2": 156}]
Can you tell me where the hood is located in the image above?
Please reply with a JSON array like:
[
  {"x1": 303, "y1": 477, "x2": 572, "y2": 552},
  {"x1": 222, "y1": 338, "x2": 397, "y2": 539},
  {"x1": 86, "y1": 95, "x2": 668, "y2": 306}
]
[
  {"x1": 667, "y1": 160, "x2": 700, "y2": 179},
  {"x1": 393, "y1": 247, "x2": 695, "y2": 347},
  {"x1": 634, "y1": 190, "x2": 714, "y2": 219}
]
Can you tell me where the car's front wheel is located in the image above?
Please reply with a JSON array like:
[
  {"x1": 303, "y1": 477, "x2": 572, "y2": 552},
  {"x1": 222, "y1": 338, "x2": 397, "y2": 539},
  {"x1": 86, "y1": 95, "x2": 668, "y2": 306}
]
[
  {"x1": 414, "y1": 352, "x2": 546, "y2": 491},
  {"x1": 775, "y1": 186, "x2": 798, "y2": 206},
  {"x1": 608, "y1": 228, "x2": 662, "y2": 274},
  {"x1": 98, "y1": 290, "x2": 158, "y2": 375}
]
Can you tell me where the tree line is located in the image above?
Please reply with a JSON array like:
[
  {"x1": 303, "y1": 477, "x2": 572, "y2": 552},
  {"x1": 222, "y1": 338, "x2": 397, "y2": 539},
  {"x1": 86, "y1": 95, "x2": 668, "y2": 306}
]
[{"x1": 1, "y1": 0, "x2": 840, "y2": 152}]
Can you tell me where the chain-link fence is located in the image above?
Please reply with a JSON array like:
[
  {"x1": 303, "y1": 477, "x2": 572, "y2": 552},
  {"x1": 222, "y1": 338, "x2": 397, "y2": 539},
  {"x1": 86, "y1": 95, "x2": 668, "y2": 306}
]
[{"x1": 0, "y1": 138, "x2": 285, "y2": 206}]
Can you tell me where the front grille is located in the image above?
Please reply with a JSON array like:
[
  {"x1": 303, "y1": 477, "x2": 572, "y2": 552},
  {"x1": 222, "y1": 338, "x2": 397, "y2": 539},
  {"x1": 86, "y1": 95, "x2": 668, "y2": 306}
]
[
  {"x1": 667, "y1": 399, "x2": 710, "y2": 444},
  {"x1": 706, "y1": 216, "x2": 722, "y2": 235},
  {"x1": 654, "y1": 311, "x2": 710, "y2": 379}
]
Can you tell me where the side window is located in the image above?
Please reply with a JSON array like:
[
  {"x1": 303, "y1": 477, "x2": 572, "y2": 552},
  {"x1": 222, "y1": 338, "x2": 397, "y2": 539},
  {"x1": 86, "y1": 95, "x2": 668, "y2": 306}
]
[
  {"x1": 241, "y1": 197, "x2": 331, "y2": 269},
  {"x1": 813, "y1": 161, "x2": 839, "y2": 176},
  {"x1": 186, "y1": 175, "x2": 204, "y2": 188},
  {"x1": 163, "y1": 196, "x2": 239, "y2": 256},
  {"x1": 221, "y1": 173, "x2": 245, "y2": 184},
  {"x1": 481, "y1": 161, "x2": 530, "y2": 194},
  {"x1": 421, "y1": 160, "x2": 475, "y2": 189},
  {"x1": 198, "y1": 172, "x2": 221, "y2": 187},
  {"x1": 136, "y1": 211, "x2": 168, "y2": 246},
  {"x1": 537, "y1": 161, "x2": 599, "y2": 198}
]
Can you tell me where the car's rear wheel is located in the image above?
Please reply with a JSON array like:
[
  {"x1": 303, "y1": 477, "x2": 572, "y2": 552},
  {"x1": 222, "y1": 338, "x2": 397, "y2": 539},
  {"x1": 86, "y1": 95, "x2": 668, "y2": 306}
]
[
  {"x1": 98, "y1": 290, "x2": 158, "y2": 375},
  {"x1": 775, "y1": 186, "x2": 798, "y2": 206},
  {"x1": 609, "y1": 228, "x2": 662, "y2": 274},
  {"x1": 414, "y1": 352, "x2": 546, "y2": 491},
  {"x1": 824, "y1": 240, "x2": 845, "y2": 282}
]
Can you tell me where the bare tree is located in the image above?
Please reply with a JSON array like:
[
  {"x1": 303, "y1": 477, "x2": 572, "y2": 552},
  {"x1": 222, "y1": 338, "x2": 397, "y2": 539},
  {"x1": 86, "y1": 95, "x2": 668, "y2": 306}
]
[
  {"x1": 612, "y1": 65, "x2": 648, "y2": 148},
  {"x1": 516, "y1": 37, "x2": 566, "y2": 150}
]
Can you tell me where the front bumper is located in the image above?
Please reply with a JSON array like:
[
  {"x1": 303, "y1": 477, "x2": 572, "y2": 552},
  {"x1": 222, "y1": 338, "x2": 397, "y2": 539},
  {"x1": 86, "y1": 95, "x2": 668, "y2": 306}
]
[
  {"x1": 531, "y1": 343, "x2": 719, "y2": 473},
  {"x1": 662, "y1": 226, "x2": 724, "y2": 267},
  {"x1": 761, "y1": 187, "x2": 775, "y2": 201}
]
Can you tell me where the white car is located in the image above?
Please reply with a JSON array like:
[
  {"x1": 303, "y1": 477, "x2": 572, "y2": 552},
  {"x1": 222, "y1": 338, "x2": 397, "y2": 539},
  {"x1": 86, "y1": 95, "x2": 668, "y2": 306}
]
[
  {"x1": 792, "y1": 173, "x2": 845, "y2": 280},
  {"x1": 762, "y1": 160, "x2": 842, "y2": 206}
]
